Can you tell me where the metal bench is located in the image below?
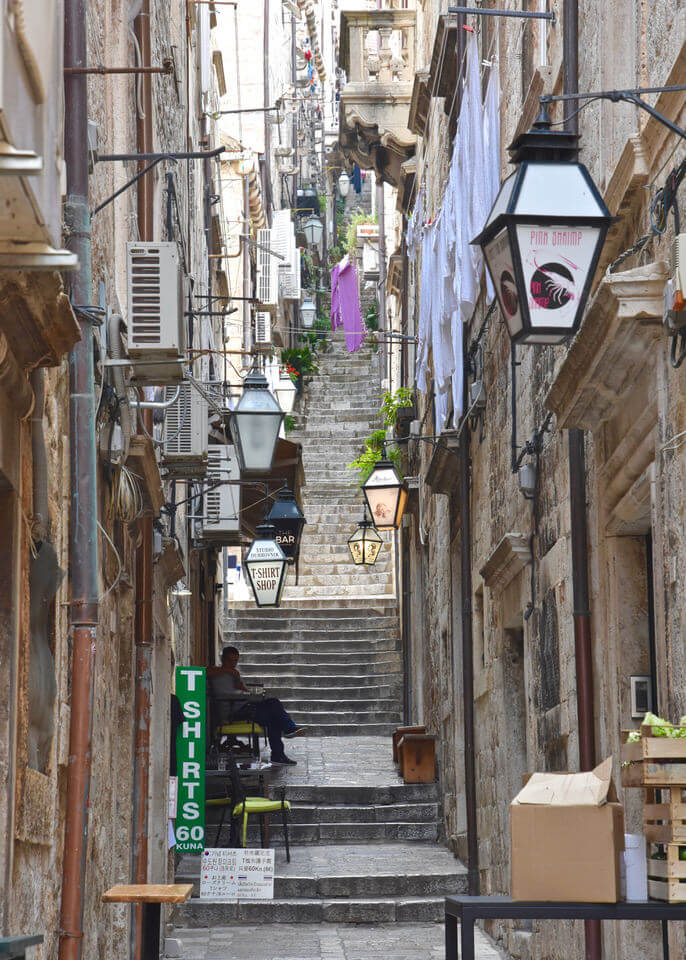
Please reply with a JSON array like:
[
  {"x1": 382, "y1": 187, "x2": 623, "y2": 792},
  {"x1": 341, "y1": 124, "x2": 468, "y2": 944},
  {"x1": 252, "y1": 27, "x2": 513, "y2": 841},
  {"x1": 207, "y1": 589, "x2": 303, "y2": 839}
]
[{"x1": 445, "y1": 895, "x2": 686, "y2": 960}]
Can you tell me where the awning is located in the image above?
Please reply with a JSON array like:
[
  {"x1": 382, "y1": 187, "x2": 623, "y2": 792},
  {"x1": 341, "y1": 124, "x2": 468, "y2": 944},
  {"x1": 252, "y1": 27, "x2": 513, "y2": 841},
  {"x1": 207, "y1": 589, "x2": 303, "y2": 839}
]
[{"x1": 239, "y1": 437, "x2": 304, "y2": 540}]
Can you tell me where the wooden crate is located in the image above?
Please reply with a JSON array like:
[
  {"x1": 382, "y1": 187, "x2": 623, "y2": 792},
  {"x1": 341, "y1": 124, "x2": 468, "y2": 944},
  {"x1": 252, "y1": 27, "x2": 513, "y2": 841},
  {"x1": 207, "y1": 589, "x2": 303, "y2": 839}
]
[
  {"x1": 647, "y1": 844, "x2": 686, "y2": 902},
  {"x1": 621, "y1": 729, "x2": 686, "y2": 788},
  {"x1": 643, "y1": 786, "x2": 686, "y2": 843}
]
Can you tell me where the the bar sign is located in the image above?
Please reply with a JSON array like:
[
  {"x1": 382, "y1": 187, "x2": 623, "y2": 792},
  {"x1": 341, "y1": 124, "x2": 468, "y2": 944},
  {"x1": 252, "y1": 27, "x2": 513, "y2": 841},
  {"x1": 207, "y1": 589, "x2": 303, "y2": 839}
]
[{"x1": 175, "y1": 667, "x2": 206, "y2": 853}]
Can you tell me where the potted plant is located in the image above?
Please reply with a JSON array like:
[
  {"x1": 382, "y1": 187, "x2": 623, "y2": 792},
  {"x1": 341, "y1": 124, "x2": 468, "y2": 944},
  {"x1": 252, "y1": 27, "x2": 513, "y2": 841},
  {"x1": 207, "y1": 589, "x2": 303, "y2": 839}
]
[{"x1": 380, "y1": 387, "x2": 416, "y2": 438}]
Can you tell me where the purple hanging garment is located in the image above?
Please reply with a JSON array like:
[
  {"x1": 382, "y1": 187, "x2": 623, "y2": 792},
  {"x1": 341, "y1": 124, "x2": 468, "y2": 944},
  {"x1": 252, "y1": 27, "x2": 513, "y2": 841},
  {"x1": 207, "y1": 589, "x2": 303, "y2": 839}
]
[{"x1": 330, "y1": 257, "x2": 364, "y2": 353}]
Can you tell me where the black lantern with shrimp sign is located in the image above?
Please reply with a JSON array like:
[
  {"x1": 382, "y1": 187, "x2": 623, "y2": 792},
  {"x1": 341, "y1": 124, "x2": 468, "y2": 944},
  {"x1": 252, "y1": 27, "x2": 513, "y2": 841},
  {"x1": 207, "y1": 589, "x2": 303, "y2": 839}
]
[{"x1": 472, "y1": 107, "x2": 616, "y2": 345}]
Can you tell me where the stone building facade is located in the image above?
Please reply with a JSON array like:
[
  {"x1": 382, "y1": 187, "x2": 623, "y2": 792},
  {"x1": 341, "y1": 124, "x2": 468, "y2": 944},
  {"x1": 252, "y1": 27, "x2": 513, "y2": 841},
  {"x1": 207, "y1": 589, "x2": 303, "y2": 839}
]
[
  {"x1": 339, "y1": 1, "x2": 686, "y2": 958},
  {"x1": 0, "y1": 2, "x2": 227, "y2": 958}
]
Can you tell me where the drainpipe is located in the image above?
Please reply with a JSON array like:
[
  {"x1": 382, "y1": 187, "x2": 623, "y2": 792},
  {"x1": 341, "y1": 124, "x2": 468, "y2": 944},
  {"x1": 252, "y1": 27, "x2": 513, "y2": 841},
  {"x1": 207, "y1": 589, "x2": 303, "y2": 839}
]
[
  {"x1": 132, "y1": 4, "x2": 154, "y2": 960},
  {"x1": 563, "y1": 3, "x2": 600, "y2": 958},
  {"x1": 263, "y1": 0, "x2": 272, "y2": 214},
  {"x1": 242, "y1": 174, "x2": 252, "y2": 356},
  {"x1": 58, "y1": 0, "x2": 100, "y2": 957},
  {"x1": 376, "y1": 181, "x2": 387, "y2": 384},
  {"x1": 460, "y1": 324, "x2": 479, "y2": 896},
  {"x1": 30, "y1": 370, "x2": 49, "y2": 542}
]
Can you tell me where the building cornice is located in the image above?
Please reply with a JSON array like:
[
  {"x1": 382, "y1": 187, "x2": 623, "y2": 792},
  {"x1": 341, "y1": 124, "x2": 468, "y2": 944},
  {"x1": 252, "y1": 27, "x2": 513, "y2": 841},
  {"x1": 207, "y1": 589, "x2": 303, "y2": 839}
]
[{"x1": 479, "y1": 534, "x2": 532, "y2": 592}]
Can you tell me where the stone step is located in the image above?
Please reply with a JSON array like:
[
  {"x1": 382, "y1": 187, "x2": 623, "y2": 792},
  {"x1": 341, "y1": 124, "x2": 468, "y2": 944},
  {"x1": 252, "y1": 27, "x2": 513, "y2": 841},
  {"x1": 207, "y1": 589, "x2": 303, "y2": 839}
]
[
  {"x1": 280, "y1": 697, "x2": 401, "y2": 712},
  {"x1": 235, "y1": 638, "x2": 399, "y2": 653},
  {"x1": 281, "y1": 722, "x2": 400, "y2": 735},
  {"x1": 225, "y1": 598, "x2": 398, "y2": 611},
  {"x1": 239, "y1": 650, "x2": 401, "y2": 666},
  {"x1": 174, "y1": 843, "x2": 467, "y2": 924},
  {"x1": 285, "y1": 802, "x2": 440, "y2": 824},
  {"x1": 173, "y1": 895, "x2": 447, "y2": 924},
  {"x1": 203, "y1": 820, "x2": 438, "y2": 848},
  {"x1": 226, "y1": 618, "x2": 399, "y2": 634},
  {"x1": 286, "y1": 709, "x2": 403, "y2": 724},
  {"x1": 239, "y1": 672, "x2": 401, "y2": 689},
  {"x1": 282, "y1": 589, "x2": 396, "y2": 600},
  {"x1": 254, "y1": 683, "x2": 397, "y2": 700},
  {"x1": 223, "y1": 606, "x2": 398, "y2": 623}
]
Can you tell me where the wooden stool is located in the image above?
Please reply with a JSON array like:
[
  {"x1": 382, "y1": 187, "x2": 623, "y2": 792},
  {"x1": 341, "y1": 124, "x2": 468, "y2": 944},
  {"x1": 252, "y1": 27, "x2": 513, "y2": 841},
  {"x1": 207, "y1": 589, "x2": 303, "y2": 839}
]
[
  {"x1": 398, "y1": 734, "x2": 436, "y2": 783},
  {"x1": 392, "y1": 725, "x2": 426, "y2": 763},
  {"x1": 102, "y1": 884, "x2": 193, "y2": 959}
]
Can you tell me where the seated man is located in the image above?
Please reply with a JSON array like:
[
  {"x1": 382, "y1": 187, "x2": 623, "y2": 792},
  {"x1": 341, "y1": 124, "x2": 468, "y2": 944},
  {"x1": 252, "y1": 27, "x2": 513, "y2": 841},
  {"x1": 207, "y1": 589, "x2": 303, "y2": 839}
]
[{"x1": 208, "y1": 645, "x2": 305, "y2": 766}]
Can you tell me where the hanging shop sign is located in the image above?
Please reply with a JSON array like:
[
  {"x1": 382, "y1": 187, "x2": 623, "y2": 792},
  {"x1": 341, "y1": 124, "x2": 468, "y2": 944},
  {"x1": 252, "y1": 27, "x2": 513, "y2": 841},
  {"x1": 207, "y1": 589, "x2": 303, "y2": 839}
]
[{"x1": 175, "y1": 666, "x2": 206, "y2": 853}]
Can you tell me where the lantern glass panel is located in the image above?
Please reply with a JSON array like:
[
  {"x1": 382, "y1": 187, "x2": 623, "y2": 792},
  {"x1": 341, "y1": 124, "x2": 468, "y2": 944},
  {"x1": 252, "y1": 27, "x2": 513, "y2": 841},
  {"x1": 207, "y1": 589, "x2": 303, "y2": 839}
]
[
  {"x1": 516, "y1": 163, "x2": 606, "y2": 217},
  {"x1": 513, "y1": 223, "x2": 602, "y2": 336},
  {"x1": 231, "y1": 379, "x2": 284, "y2": 473},
  {"x1": 363, "y1": 463, "x2": 407, "y2": 531},
  {"x1": 347, "y1": 522, "x2": 382, "y2": 565},
  {"x1": 275, "y1": 374, "x2": 297, "y2": 414},
  {"x1": 482, "y1": 228, "x2": 523, "y2": 339},
  {"x1": 245, "y1": 536, "x2": 288, "y2": 606},
  {"x1": 484, "y1": 172, "x2": 517, "y2": 229}
]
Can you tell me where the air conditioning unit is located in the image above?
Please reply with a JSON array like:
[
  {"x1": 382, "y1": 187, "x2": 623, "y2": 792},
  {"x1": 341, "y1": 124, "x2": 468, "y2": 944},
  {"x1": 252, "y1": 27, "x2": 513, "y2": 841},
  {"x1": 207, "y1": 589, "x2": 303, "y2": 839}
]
[
  {"x1": 126, "y1": 242, "x2": 185, "y2": 383},
  {"x1": 281, "y1": 229, "x2": 301, "y2": 301},
  {"x1": 161, "y1": 383, "x2": 208, "y2": 477},
  {"x1": 254, "y1": 311, "x2": 272, "y2": 351},
  {"x1": 198, "y1": 445, "x2": 241, "y2": 543},
  {"x1": 256, "y1": 228, "x2": 278, "y2": 313}
]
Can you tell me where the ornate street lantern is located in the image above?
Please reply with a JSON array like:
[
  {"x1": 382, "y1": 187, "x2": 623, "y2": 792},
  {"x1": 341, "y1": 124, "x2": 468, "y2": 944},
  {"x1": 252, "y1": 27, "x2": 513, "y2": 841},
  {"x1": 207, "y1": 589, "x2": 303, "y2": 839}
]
[
  {"x1": 244, "y1": 522, "x2": 288, "y2": 607},
  {"x1": 347, "y1": 514, "x2": 382, "y2": 566},
  {"x1": 274, "y1": 369, "x2": 297, "y2": 414},
  {"x1": 267, "y1": 488, "x2": 306, "y2": 563},
  {"x1": 338, "y1": 172, "x2": 350, "y2": 198},
  {"x1": 472, "y1": 108, "x2": 615, "y2": 345},
  {"x1": 362, "y1": 459, "x2": 408, "y2": 531},
  {"x1": 230, "y1": 369, "x2": 284, "y2": 474},
  {"x1": 302, "y1": 214, "x2": 324, "y2": 247},
  {"x1": 300, "y1": 295, "x2": 317, "y2": 329}
]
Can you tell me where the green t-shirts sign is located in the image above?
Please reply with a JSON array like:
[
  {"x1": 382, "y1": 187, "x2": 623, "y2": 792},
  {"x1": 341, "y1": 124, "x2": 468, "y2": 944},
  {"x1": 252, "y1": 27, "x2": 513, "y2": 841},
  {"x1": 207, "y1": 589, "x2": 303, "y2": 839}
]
[{"x1": 175, "y1": 666, "x2": 206, "y2": 853}]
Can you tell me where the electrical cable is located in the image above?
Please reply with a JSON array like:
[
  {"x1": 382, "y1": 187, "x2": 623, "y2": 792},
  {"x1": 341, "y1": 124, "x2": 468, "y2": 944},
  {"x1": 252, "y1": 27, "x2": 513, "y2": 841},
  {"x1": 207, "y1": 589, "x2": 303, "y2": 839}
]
[
  {"x1": 113, "y1": 463, "x2": 144, "y2": 522},
  {"x1": 97, "y1": 520, "x2": 122, "y2": 600}
]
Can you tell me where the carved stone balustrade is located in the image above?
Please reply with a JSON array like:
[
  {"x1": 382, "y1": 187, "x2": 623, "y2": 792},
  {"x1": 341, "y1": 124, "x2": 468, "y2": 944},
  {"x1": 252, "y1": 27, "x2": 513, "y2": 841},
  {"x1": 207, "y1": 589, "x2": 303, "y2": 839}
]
[{"x1": 338, "y1": 8, "x2": 416, "y2": 187}]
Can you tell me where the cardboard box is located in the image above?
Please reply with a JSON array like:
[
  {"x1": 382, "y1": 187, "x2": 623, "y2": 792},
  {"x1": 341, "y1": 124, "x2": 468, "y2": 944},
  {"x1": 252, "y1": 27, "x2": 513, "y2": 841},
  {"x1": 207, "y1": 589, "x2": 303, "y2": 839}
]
[{"x1": 510, "y1": 757, "x2": 625, "y2": 902}]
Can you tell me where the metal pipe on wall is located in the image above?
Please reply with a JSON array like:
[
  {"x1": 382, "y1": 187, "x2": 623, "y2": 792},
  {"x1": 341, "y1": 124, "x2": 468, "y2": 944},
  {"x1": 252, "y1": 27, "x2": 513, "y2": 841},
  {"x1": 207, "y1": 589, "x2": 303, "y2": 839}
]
[
  {"x1": 243, "y1": 174, "x2": 252, "y2": 356},
  {"x1": 58, "y1": 0, "x2": 100, "y2": 957},
  {"x1": 460, "y1": 324, "x2": 479, "y2": 896},
  {"x1": 563, "y1": 3, "x2": 600, "y2": 958},
  {"x1": 132, "y1": 4, "x2": 155, "y2": 960}
]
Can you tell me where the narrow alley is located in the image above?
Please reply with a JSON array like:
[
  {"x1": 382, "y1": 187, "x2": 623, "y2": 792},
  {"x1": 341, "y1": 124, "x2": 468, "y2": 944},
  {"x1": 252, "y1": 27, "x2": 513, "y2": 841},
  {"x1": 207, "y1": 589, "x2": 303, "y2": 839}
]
[
  {"x1": 2, "y1": 2, "x2": 685, "y2": 960},
  {"x1": 169, "y1": 335, "x2": 502, "y2": 959}
]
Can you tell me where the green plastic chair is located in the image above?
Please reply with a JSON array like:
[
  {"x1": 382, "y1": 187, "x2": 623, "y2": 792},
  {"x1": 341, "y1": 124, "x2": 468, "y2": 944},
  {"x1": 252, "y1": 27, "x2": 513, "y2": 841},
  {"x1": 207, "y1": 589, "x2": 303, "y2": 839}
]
[{"x1": 206, "y1": 747, "x2": 291, "y2": 860}]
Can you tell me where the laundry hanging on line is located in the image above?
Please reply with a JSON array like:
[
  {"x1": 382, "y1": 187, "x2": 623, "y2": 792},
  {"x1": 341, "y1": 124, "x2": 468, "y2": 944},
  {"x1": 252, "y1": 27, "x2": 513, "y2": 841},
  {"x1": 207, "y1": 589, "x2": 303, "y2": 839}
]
[
  {"x1": 330, "y1": 256, "x2": 365, "y2": 354},
  {"x1": 413, "y1": 34, "x2": 501, "y2": 431}
]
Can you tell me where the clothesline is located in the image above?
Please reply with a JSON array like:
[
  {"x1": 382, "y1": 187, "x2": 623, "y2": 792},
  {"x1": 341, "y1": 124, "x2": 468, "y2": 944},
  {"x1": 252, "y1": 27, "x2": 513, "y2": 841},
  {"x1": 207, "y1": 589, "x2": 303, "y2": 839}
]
[{"x1": 412, "y1": 32, "x2": 501, "y2": 432}]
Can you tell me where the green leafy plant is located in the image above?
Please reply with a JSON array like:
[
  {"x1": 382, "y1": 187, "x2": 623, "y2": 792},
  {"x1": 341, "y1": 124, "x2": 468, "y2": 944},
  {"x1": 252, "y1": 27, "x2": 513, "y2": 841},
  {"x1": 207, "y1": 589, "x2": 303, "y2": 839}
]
[
  {"x1": 280, "y1": 346, "x2": 319, "y2": 378},
  {"x1": 348, "y1": 428, "x2": 402, "y2": 485},
  {"x1": 284, "y1": 414, "x2": 296, "y2": 434},
  {"x1": 364, "y1": 301, "x2": 379, "y2": 332},
  {"x1": 380, "y1": 387, "x2": 415, "y2": 429}
]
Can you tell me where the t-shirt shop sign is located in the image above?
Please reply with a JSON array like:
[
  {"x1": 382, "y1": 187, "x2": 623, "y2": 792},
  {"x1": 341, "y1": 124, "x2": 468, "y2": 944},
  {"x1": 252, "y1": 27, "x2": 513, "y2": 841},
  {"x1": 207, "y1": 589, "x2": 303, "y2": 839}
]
[{"x1": 200, "y1": 848, "x2": 275, "y2": 899}]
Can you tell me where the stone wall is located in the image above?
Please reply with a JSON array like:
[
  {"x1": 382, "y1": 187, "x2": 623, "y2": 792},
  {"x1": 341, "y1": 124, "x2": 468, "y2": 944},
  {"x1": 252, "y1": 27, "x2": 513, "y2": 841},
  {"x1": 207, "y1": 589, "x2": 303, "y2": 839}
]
[
  {"x1": 2, "y1": 2, "x2": 216, "y2": 957},
  {"x1": 400, "y1": 2, "x2": 686, "y2": 959}
]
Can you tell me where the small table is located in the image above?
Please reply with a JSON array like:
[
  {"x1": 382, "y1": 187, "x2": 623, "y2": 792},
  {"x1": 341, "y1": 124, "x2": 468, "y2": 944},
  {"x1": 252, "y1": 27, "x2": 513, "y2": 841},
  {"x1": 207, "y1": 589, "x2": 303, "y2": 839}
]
[
  {"x1": 445, "y1": 896, "x2": 686, "y2": 960},
  {"x1": 0, "y1": 937, "x2": 43, "y2": 959},
  {"x1": 103, "y1": 884, "x2": 192, "y2": 959}
]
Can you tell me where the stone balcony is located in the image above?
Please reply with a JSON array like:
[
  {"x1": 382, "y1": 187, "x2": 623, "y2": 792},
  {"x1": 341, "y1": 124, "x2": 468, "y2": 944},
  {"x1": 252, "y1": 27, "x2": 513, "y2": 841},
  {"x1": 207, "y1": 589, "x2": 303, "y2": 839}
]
[{"x1": 338, "y1": 8, "x2": 416, "y2": 187}]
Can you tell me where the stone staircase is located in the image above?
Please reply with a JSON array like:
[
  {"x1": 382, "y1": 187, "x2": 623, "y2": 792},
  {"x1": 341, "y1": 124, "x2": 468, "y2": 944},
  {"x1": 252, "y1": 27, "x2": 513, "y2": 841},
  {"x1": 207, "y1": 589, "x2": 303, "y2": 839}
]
[
  {"x1": 172, "y1": 330, "x2": 469, "y2": 937},
  {"x1": 223, "y1": 605, "x2": 404, "y2": 735},
  {"x1": 282, "y1": 335, "x2": 395, "y2": 601},
  {"x1": 174, "y1": 737, "x2": 468, "y2": 925}
]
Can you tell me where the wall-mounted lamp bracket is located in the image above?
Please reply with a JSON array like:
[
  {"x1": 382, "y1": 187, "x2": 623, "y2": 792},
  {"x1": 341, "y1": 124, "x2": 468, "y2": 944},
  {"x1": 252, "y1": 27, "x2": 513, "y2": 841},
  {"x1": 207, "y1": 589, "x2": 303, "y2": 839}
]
[
  {"x1": 540, "y1": 85, "x2": 686, "y2": 140},
  {"x1": 448, "y1": 6, "x2": 555, "y2": 21}
]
